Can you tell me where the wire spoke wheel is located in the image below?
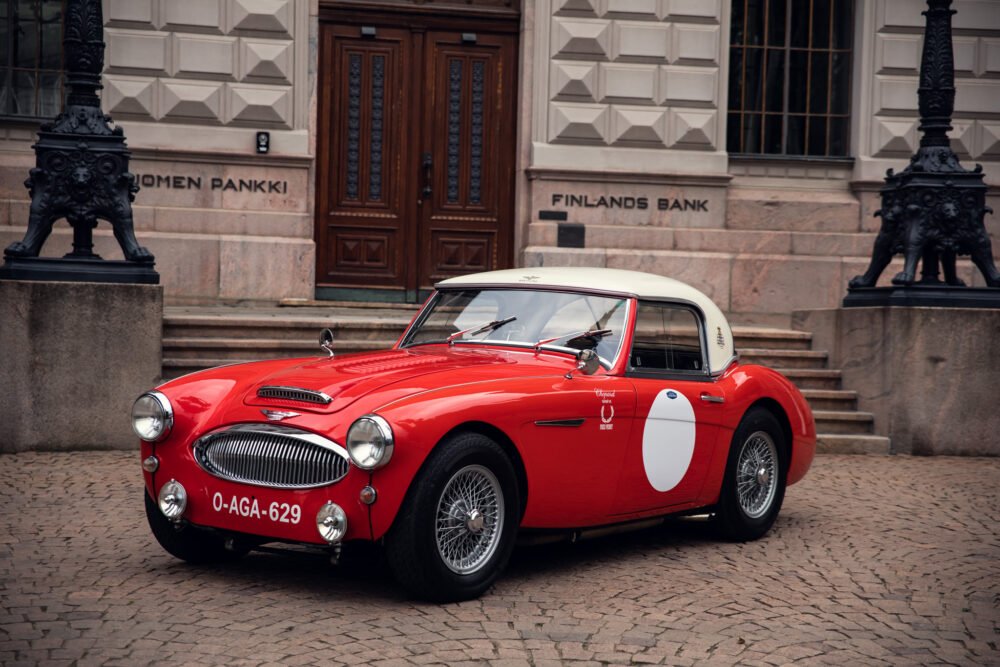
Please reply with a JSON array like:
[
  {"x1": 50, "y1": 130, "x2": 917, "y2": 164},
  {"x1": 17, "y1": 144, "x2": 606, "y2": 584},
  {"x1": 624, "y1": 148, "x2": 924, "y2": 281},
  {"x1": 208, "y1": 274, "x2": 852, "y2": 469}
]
[
  {"x1": 435, "y1": 464, "x2": 505, "y2": 574},
  {"x1": 735, "y1": 430, "x2": 778, "y2": 519}
]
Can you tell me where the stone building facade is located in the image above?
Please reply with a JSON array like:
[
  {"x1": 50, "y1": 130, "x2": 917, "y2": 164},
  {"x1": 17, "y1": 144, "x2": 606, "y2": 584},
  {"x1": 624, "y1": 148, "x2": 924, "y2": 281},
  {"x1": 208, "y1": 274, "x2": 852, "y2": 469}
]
[{"x1": 1, "y1": 0, "x2": 998, "y2": 325}]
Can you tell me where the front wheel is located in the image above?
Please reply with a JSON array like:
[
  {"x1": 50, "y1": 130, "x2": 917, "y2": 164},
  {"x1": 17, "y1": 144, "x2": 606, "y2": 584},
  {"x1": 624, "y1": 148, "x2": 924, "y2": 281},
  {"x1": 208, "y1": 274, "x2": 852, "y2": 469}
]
[
  {"x1": 385, "y1": 432, "x2": 519, "y2": 602},
  {"x1": 715, "y1": 407, "x2": 787, "y2": 541}
]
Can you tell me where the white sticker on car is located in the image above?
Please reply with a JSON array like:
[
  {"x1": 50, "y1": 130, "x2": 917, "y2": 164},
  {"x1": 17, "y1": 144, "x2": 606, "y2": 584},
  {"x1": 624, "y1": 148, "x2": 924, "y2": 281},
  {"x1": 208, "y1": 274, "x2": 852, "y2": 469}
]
[{"x1": 641, "y1": 388, "x2": 696, "y2": 492}]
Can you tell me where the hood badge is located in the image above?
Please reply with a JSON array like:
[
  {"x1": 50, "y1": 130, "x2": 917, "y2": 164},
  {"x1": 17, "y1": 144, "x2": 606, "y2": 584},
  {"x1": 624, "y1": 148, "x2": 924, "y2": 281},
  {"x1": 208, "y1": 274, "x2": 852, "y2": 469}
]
[
  {"x1": 320, "y1": 328, "x2": 336, "y2": 358},
  {"x1": 261, "y1": 409, "x2": 301, "y2": 421}
]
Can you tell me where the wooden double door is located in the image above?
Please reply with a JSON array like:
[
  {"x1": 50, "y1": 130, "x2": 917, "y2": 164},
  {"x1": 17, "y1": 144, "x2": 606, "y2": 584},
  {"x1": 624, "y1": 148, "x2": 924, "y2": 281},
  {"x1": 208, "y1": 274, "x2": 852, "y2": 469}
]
[{"x1": 316, "y1": 19, "x2": 517, "y2": 302}]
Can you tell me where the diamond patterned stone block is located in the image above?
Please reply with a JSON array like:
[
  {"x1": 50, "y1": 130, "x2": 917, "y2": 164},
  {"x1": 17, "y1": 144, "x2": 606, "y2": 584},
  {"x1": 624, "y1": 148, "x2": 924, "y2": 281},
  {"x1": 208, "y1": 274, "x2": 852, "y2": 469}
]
[
  {"x1": 670, "y1": 109, "x2": 715, "y2": 148},
  {"x1": 174, "y1": 35, "x2": 237, "y2": 79},
  {"x1": 107, "y1": 0, "x2": 155, "y2": 26},
  {"x1": 160, "y1": 80, "x2": 224, "y2": 123},
  {"x1": 600, "y1": 63, "x2": 658, "y2": 103},
  {"x1": 949, "y1": 119, "x2": 975, "y2": 157},
  {"x1": 229, "y1": 84, "x2": 292, "y2": 126},
  {"x1": 552, "y1": 0, "x2": 602, "y2": 16},
  {"x1": 659, "y1": 66, "x2": 717, "y2": 106},
  {"x1": 230, "y1": 0, "x2": 293, "y2": 35},
  {"x1": 665, "y1": 0, "x2": 721, "y2": 20},
  {"x1": 611, "y1": 106, "x2": 666, "y2": 145},
  {"x1": 980, "y1": 122, "x2": 1000, "y2": 157},
  {"x1": 551, "y1": 18, "x2": 611, "y2": 60},
  {"x1": 103, "y1": 75, "x2": 156, "y2": 118},
  {"x1": 105, "y1": 29, "x2": 168, "y2": 74},
  {"x1": 871, "y1": 117, "x2": 918, "y2": 155},
  {"x1": 672, "y1": 24, "x2": 719, "y2": 64},
  {"x1": 550, "y1": 61, "x2": 598, "y2": 100},
  {"x1": 549, "y1": 102, "x2": 609, "y2": 143},
  {"x1": 241, "y1": 39, "x2": 293, "y2": 82},
  {"x1": 604, "y1": 0, "x2": 660, "y2": 19},
  {"x1": 613, "y1": 22, "x2": 670, "y2": 61},
  {"x1": 162, "y1": 0, "x2": 223, "y2": 33}
]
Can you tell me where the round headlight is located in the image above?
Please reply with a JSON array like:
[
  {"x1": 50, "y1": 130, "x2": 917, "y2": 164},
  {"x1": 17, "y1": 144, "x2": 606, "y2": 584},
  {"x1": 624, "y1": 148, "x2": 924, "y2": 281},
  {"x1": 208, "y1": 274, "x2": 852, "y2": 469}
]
[
  {"x1": 158, "y1": 479, "x2": 187, "y2": 522},
  {"x1": 131, "y1": 391, "x2": 173, "y2": 442},
  {"x1": 346, "y1": 415, "x2": 394, "y2": 470},
  {"x1": 316, "y1": 501, "x2": 348, "y2": 543}
]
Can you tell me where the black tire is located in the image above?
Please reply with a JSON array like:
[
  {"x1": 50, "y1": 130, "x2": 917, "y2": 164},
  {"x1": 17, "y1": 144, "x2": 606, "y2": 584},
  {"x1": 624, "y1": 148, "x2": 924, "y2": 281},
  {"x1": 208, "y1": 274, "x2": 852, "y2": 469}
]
[
  {"x1": 144, "y1": 492, "x2": 248, "y2": 564},
  {"x1": 385, "y1": 432, "x2": 520, "y2": 602},
  {"x1": 715, "y1": 407, "x2": 787, "y2": 542}
]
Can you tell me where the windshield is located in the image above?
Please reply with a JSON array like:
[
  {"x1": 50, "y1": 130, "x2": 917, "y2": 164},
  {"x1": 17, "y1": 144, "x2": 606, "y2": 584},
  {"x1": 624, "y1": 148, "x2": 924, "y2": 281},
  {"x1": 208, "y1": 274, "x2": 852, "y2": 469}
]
[{"x1": 401, "y1": 289, "x2": 629, "y2": 366}]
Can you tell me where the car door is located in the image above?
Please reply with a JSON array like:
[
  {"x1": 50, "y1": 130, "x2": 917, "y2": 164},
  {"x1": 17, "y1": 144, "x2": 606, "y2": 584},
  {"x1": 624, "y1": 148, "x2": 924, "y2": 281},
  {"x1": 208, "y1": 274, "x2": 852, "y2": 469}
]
[{"x1": 611, "y1": 300, "x2": 725, "y2": 516}]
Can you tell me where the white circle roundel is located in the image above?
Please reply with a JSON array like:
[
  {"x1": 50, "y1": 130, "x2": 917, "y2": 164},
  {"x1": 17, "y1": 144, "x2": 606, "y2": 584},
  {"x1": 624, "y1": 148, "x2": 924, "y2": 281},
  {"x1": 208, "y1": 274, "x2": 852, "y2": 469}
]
[{"x1": 641, "y1": 389, "x2": 696, "y2": 492}]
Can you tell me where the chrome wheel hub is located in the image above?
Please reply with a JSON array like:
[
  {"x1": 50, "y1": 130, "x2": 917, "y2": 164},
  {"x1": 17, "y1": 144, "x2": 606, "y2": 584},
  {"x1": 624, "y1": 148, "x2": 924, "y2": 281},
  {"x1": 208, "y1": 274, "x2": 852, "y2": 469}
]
[
  {"x1": 435, "y1": 465, "x2": 505, "y2": 574},
  {"x1": 736, "y1": 431, "x2": 778, "y2": 519}
]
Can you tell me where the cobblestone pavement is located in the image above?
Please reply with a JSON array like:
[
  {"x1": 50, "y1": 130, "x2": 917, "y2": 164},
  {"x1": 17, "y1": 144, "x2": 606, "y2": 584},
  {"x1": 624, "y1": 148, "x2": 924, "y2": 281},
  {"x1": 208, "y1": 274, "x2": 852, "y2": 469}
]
[{"x1": 1, "y1": 452, "x2": 998, "y2": 667}]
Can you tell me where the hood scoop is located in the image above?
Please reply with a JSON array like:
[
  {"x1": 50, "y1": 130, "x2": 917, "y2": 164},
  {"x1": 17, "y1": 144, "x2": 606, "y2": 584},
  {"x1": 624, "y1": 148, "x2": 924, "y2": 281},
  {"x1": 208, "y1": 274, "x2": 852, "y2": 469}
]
[{"x1": 257, "y1": 385, "x2": 333, "y2": 405}]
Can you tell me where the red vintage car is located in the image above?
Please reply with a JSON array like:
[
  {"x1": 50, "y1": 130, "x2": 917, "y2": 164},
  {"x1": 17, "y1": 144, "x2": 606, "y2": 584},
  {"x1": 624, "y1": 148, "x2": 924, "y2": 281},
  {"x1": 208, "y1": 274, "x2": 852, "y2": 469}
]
[{"x1": 133, "y1": 268, "x2": 815, "y2": 601}]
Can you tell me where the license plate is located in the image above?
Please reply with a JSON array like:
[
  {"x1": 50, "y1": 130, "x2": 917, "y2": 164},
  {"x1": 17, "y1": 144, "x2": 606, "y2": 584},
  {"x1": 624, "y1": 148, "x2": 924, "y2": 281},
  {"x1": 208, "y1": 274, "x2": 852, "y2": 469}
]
[{"x1": 211, "y1": 492, "x2": 302, "y2": 525}]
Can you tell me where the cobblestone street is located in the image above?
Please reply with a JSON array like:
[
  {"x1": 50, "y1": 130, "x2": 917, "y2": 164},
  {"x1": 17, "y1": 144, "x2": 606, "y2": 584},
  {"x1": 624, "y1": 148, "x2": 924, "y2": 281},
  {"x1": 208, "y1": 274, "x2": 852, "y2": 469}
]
[{"x1": 1, "y1": 452, "x2": 998, "y2": 666}]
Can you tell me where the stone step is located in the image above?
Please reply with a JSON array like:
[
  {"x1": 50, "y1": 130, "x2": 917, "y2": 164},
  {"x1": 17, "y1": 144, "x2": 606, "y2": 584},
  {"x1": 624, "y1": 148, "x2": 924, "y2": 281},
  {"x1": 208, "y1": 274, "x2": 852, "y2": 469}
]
[
  {"x1": 739, "y1": 348, "x2": 828, "y2": 369},
  {"x1": 528, "y1": 222, "x2": 875, "y2": 257},
  {"x1": 731, "y1": 326, "x2": 812, "y2": 350},
  {"x1": 162, "y1": 337, "x2": 397, "y2": 360},
  {"x1": 816, "y1": 434, "x2": 892, "y2": 455},
  {"x1": 800, "y1": 389, "x2": 858, "y2": 411},
  {"x1": 774, "y1": 368, "x2": 843, "y2": 390},
  {"x1": 812, "y1": 410, "x2": 875, "y2": 435}
]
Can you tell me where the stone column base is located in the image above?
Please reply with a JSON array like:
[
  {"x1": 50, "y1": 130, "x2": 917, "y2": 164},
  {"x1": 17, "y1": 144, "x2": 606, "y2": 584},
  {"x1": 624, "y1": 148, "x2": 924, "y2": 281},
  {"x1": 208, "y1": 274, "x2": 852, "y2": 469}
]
[
  {"x1": 792, "y1": 306, "x2": 1000, "y2": 456},
  {"x1": 0, "y1": 280, "x2": 163, "y2": 452}
]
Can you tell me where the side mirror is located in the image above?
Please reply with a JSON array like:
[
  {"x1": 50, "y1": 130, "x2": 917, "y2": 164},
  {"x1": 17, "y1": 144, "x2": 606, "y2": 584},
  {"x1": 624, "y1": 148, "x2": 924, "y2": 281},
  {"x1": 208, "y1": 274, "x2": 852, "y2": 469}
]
[
  {"x1": 319, "y1": 328, "x2": 335, "y2": 358},
  {"x1": 565, "y1": 349, "x2": 599, "y2": 379}
]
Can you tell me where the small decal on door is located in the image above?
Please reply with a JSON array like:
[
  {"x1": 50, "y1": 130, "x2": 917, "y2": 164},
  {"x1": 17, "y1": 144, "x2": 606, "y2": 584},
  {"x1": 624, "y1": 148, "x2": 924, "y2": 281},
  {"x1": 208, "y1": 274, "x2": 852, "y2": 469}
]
[{"x1": 595, "y1": 388, "x2": 615, "y2": 431}]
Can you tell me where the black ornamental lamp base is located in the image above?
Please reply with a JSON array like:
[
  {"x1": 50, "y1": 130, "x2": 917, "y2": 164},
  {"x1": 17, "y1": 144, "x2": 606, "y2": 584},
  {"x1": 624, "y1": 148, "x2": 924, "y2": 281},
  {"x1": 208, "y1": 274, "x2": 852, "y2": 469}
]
[
  {"x1": 844, "y1": 285, "x2": 1000, "y2": 309},
  {"x1": 0, "y1": 256, "x2": 159, "y2": 284}
]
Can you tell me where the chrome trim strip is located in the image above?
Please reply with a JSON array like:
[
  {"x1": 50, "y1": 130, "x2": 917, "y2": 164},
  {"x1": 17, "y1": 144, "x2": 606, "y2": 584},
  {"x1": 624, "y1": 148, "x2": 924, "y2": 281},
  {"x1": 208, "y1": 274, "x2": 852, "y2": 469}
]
[
  {"x1": 257, "y1": 385, "x2": 333, "y2": 405},
  {"x1": 534, "y1": 418, "x2": 585, "y2": 427}
]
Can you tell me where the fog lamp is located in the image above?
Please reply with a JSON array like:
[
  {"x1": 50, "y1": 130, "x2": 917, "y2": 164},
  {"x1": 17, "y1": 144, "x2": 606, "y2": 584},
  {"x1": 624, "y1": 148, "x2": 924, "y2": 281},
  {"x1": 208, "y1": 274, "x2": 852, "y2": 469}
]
[
  {"x1": 158, "y1": 479, "x2": 187, "y2": 522},
  {"x1": 316, "y1": 501, "x2": 347, "y2": 543},
  {"x1": 131, "y1": 391, "x2": 173, "y2": 442},
  {"x1": 346, "y1": 414, "x2": 394, "y2": 470}
]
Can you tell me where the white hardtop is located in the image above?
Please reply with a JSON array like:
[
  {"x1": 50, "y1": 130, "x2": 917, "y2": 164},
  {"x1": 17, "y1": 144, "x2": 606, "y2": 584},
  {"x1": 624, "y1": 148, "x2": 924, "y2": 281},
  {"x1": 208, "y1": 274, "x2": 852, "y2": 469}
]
[{"x1": 437, "y1": 267, "x2": 736, "y2": 374}]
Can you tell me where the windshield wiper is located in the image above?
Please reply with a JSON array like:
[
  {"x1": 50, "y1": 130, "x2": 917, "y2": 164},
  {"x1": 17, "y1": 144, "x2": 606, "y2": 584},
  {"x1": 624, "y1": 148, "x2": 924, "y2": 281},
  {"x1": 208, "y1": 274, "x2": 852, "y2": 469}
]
[
  {"x1": 533, "y1": 328, "x2": 612, "y2": 351},
  {"x1": 447, "y1": 316, "x2": 517, "y2": 346}
]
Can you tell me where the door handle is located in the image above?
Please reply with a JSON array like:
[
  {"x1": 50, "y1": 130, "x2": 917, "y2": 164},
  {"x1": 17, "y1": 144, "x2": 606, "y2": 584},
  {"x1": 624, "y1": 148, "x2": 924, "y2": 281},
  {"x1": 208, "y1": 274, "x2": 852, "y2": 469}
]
[
  {"x1": 700, "y1": 393, "x2": 724, "y2": 404},
  {"x1": 420, "y1": 152, "x2": 432, "y2": 201}
]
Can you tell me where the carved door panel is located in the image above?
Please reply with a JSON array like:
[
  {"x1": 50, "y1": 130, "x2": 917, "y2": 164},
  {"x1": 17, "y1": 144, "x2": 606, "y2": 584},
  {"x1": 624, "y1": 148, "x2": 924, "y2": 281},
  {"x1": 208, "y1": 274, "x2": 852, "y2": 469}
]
[
  {"x1": 316, "y1": 25, "x2": 411, "y2": 292},
  {"x1": 316, "y1": 22, "x2": 516, "y2": 301},
  {"x1": 417, "y1": 32, "x2": 516, "y2": 290}
]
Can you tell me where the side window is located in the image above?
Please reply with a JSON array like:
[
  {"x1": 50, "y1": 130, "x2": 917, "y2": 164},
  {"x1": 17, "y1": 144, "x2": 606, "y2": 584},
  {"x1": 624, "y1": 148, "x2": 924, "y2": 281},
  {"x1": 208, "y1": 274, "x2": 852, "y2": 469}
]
[{"x1": 630, "y1": 302, "x2": 704, "y2": 373}]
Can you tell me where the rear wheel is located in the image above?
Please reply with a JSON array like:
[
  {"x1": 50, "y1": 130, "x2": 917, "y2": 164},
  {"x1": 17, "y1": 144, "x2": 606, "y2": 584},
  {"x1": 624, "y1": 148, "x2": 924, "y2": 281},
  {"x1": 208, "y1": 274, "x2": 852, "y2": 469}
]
[
  {"x1": 144, "y1": 492, "x2": 248, "y2": 564},
  {"x1": 385, "y1": 432, "x2": 519, "y2": 602},
  {"x1": 716, "y1": 408, "x2": 787, "y2": 541}
]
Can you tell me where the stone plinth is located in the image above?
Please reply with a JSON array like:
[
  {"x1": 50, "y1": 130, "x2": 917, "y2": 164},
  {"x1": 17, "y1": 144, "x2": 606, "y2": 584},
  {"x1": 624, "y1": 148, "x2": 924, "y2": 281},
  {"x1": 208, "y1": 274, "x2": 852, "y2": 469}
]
[
  {"x1": 792, "y1": 306, "x2": 1000, "y2": 456},
  {"x1": 0, "y1": 280, "x2": 163, "y2": 452}
]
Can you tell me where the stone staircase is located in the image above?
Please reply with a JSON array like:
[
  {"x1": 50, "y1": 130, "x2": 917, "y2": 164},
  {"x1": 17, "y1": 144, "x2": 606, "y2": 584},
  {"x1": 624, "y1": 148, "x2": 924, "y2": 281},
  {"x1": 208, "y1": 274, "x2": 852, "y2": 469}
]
[{"x1": 160, "y1": 305, "x2": 890, "y2": 455}]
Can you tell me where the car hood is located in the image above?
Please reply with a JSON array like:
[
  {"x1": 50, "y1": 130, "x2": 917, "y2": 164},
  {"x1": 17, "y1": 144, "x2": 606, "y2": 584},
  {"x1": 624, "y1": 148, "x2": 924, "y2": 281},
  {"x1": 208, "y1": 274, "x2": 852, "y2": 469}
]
[{"x1": 242, "y1": 346, "x2": 548, "y2": 414}]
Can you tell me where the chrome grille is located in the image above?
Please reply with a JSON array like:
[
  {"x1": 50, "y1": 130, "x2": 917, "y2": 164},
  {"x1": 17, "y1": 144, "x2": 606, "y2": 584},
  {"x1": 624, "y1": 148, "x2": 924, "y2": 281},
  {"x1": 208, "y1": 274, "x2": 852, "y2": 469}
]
[
  {"x1": 257, "y1": 385, "x2": 332, "y2": 405},
  {"x1": 193, "y1": 424, "x2": 349, "y2": 489}
]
